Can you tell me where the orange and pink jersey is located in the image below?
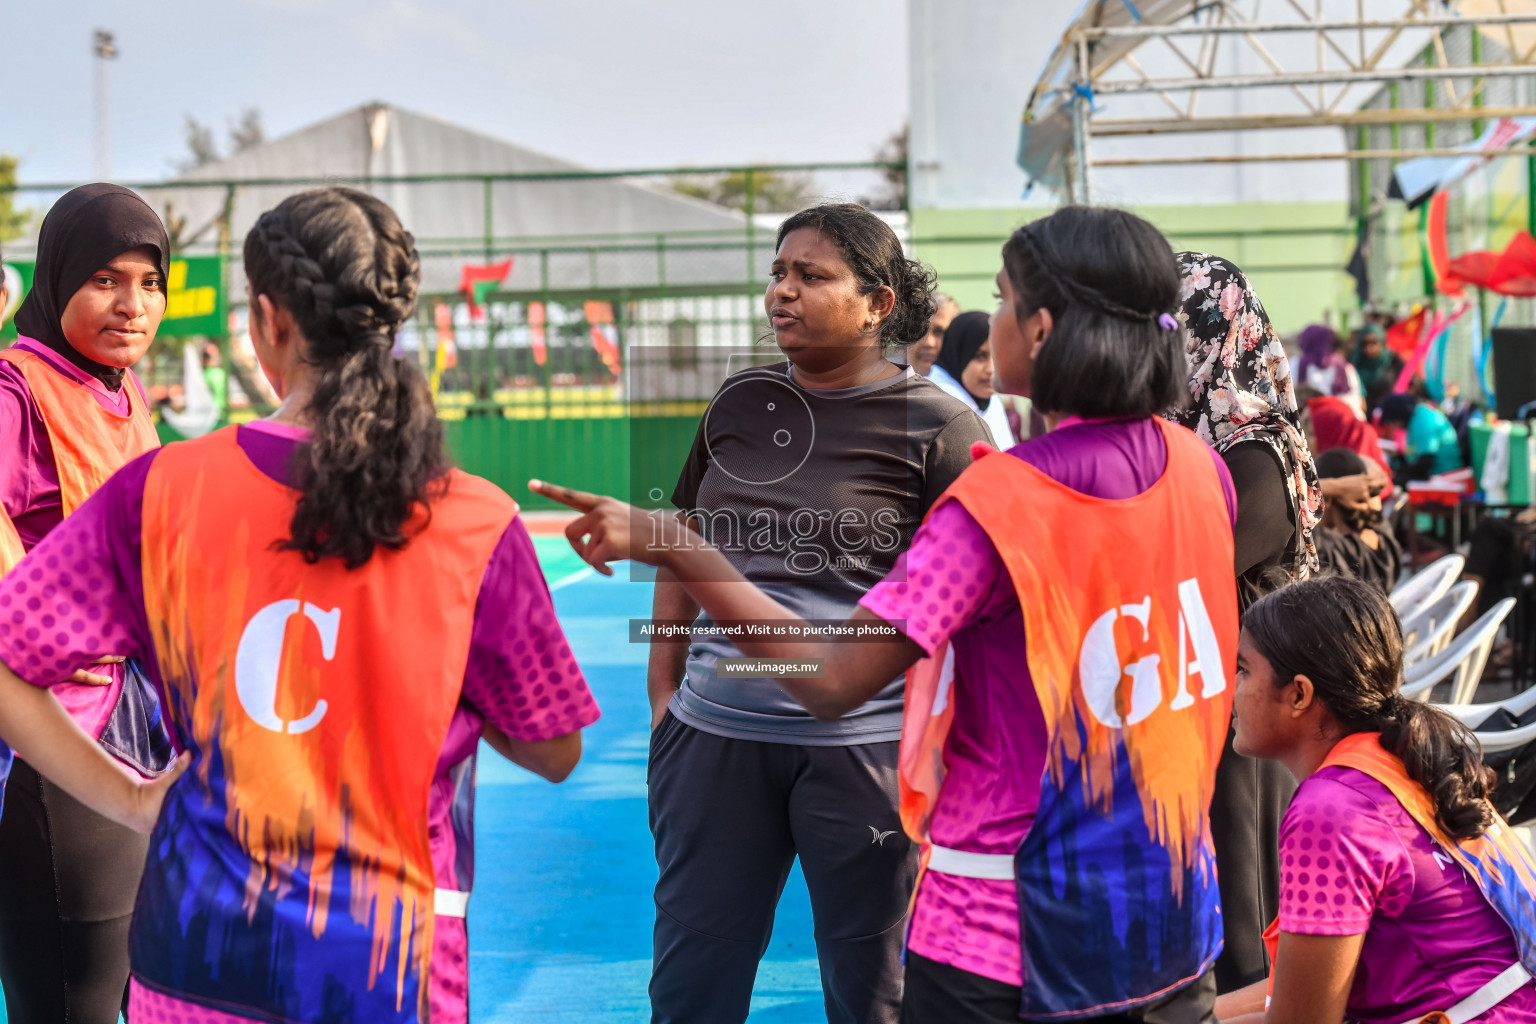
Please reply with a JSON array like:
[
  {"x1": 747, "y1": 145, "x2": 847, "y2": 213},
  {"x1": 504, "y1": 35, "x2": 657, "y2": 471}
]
[
  {"x1": 0, "y1": 421, "x2": 598, "y2": 1023},
  {"x1": 870, "y1": 416, "x2": 1238, "y2": 1019},
  {"x1": 0, "y1": 336, "x2": 168, "y2": 792}
]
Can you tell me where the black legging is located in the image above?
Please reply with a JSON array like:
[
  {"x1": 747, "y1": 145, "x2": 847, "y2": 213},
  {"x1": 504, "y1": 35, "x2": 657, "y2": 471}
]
[{"x1": 0, "y1": 758, "x2": 148, "y2": 1022}]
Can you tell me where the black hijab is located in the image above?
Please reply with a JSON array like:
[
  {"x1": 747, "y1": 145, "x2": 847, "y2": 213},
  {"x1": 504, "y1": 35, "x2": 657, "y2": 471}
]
[
  {"x1": 936, "y1": 310, "x2": 990, "y2": 400},
  {"x1": 14, "y1": 184, "x2": 169, "y2": 391}
]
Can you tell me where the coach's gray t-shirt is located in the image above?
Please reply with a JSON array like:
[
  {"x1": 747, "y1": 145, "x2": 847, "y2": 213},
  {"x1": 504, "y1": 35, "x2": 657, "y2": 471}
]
[{"x1": 668, "y1": 361, "x2": 990, "y2": 745}]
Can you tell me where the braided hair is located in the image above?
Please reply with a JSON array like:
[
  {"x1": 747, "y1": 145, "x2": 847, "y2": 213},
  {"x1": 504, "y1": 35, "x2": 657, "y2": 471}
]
[
  {"x1": 1244, "y1": 575, "x2": 1496, "y2": 841},
  {"x1": 243, "y1": 187, "x2": 446, "y2": 569},
  {"x1": 1001, "y1": 206, "x2": 1187, "y2": 419}
]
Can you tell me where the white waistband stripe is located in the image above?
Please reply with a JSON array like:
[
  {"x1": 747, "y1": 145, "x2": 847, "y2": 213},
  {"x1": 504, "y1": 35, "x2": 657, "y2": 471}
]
[
  {"x1": 1398, "y1": 962, "x2": 1530, "y2": 1024},
  {"x1": 926, "y1": 845, "x2": 1014, "y2": 881},
  {"x1": 435, "y1": 888, "x2": 471, "y2": 918}
]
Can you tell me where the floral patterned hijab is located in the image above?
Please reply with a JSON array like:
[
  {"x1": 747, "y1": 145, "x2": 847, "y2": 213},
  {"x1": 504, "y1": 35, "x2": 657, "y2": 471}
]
[{"x1": 1169, "y1": 252, "x2": 1321, "y2": 579}]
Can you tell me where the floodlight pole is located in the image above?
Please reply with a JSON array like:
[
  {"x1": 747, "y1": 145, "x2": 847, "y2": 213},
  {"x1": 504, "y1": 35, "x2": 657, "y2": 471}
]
[
  {"x1": 1071, "y1": 34, "x2": 1093, "y2": 204},
  {"x1": 92, "y1": 30, "x2": 117, "y2": 181}
]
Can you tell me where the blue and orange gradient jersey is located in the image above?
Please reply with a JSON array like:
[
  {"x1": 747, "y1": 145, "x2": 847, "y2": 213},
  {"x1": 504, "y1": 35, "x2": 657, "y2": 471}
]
[
  {"x1": 900, "y1": 417, "x2": 1238, "y2": 1020},
  {"x1": 133, "y1": 426, "x2": 517, "y2": 1021}
]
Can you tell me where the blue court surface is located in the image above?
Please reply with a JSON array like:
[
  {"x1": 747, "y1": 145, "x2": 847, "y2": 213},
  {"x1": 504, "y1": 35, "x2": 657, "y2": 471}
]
[
  {"x1": 465, "y1": 538, "x2": 827, "y2": 1022},
  {"x1": 2, "y1": 538, "x2": 827, "y2": 1024}
]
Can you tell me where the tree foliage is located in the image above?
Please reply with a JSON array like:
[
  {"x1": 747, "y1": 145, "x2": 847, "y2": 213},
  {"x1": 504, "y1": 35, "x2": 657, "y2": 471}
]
[
  {"x1": 175, "y1": 107, "x2": 266, "y2": 173},
  {"x1": 862, "y1": 124, "x2": 907, "y2": 211},
  {"x1": 0, "y1": 155, "x2": 31, "y2": 242},
  {"x1": 670, "y1": 169, "x2": 814, "y2": 213}
]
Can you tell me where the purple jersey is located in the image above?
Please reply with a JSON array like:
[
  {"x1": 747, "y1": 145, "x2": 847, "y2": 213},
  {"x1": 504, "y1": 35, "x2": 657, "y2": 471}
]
[
  {"x1": 861, "y1": 416, "x2": 1236, "y2": 986},
  {"x1": 1281, "y1": 768, "x2": 1536, "y2": 1023},
  {"x1": 0, "y1": 421, "x2": 599, "y2": 1021}
]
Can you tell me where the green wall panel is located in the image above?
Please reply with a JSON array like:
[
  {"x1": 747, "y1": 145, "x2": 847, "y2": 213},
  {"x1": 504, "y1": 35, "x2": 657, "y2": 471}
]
[
  {"x1": 445, "y1": 414, "x2": 703, "y2": 511},
  {"x1": 910, "y1": 201, "x2": 1356, "y2": 335}
]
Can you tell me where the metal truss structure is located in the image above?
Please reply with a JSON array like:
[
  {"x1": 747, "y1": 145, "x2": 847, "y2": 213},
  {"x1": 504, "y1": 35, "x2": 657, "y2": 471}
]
[{"x1": 1019, "y1": 1, "x2": 1536, "y2": 203}]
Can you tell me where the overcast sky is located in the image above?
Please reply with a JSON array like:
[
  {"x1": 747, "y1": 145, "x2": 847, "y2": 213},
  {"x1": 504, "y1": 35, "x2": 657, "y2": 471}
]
[{"x1": 6, "y1": 0, "x2": 910, "y2": 184}]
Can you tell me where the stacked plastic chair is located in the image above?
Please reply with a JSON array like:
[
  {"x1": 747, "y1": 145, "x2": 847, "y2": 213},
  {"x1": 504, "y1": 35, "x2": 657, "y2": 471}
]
[
  {"x1": 1401, "y1": 581, "x2": 1480, "y2": 669},
  {"x1": 1406, "y1": 598, "x2": 1516, "y2": 705},
  {"x1": 1389, "y1": 554, "x2": 1466, "y2": 622}
]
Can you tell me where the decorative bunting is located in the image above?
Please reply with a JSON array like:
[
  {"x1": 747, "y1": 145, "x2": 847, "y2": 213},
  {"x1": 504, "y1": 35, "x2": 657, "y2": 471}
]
[{"x1": 583, "y1": 301, "x2": 622, "y2": 376}]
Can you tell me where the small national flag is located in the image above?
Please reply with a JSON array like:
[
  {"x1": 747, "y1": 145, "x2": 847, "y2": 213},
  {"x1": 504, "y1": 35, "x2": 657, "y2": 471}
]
[
  {"x1": 459, "y1": 258, "x2": 514, "y2": 319},
  {"x1": 584, "y1": 301, "x2": 622, "y2": 376},
  {"x1": 1386, "y1": 305, "x2": 1426, "y2": 358},
  {"x1": 528, "y1": 302, "x2": 548, "y2": 367}
]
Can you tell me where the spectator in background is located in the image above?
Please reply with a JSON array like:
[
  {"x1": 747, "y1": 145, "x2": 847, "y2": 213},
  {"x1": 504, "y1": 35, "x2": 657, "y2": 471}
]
[
  {"x1": 1464, "y1": 509, "x2": 1536, "y2": 620},
  {"x1": 1172, "y1": 252, "x2": 1322, "y2": 995},
  {"x1": 1294, "y1": 323, "x2": 1364, "y2": 417},
  {"x1": 928, "y1": 311, "x2": 1016, "y2": 446},
  {"x1": 1351, "y1": 323, "x2": 1404, "y2": 413},
  {"x1": 1296, "y1": 386, "x2": 1392, "y2": 499},
  {"x1": 905, "y1": 292, "x2": 958, "y2": 377},
  {"x1": 1313, "y1": 447, "x2": 1402, "y2": 593},
  {"x1": 1380, "y1": 389, "x2": 1464, "y2": 480},
  {"x1": 201, "y1": 341, "x2": 227, "y2": 416}
]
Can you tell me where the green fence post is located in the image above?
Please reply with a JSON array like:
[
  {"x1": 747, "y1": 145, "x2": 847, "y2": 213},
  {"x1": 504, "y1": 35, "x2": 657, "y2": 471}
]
[
  {"x1": 1357, "y1": 124, "x2": 1370, "y2": 220},
  {"x1": 1424, "y1": 55, "x2": 1436, "y2": 150},
  {"x1": 483, "y1": 177, "x2": 493, "y2": 264},
  {"x1": 1388, "y1": 81, "x2": 1400, "y2": 162},
  {"x1": 1420, "y1": 201, "x2": 1435, "y2": 299},
  {"x1": 744, "y1": 168, "x2": 757, "y2": 287},
  {"x1": 540, "y1": 247, "x2": 552, "y2": 420},
  {"x1": 1527, "y1": 154, "x2": 1536, "y2": 238},
  {"x1": 1472, "y1": 29, "x2": 1484, "y2": 138}
]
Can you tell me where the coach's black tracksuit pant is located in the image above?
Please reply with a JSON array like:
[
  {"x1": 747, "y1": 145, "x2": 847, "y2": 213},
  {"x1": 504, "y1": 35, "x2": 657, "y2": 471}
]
[{"x1": 647, "y1": 712, "x2": 917, "y2": 1024}]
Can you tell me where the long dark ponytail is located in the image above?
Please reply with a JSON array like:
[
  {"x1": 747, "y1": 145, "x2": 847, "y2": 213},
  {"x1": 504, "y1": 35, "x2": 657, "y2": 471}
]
[
  {"x1": 243, "y1": 187, "x2": 446, "y2": 569},
  {"x1": 1244, "y1": 575, "x2": 1496, "y2": 841}
]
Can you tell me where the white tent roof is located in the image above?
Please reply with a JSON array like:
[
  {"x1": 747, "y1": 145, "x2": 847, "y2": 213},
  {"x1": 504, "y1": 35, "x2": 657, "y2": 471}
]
[{"x1": 149, "y1": 103, "x2": 748, "y2": 296}]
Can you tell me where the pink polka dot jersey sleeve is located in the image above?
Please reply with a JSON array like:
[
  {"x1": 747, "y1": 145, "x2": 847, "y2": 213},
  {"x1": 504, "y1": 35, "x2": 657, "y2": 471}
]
[
  {"x1": 0, "y1": 449, "x2": 155, "y2": 687},
  {"x1": 461, "y1": 518, "x2": 599, "y2": 742},
  {"x1": 1279, "y1": 767, "x2": 1536, "y2": 1024},
  {"x1": 859, "y1": 499, "x2": 1003, "y2": 655},
  {"x1": 1278, "y1": 772, "x2": 1410, "y2": 935}
]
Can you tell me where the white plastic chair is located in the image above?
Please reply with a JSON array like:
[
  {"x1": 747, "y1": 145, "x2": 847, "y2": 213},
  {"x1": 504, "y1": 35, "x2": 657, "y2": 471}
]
[
  {"x1": 1389, "y1": 554, "x2": 1466, "y2": 621},
  {"x1": 1462, "y1": 688, "x2": 1536, "y2": 755},
  {"x1": 1401, "y1": 598, "x2": 1516, "y2": 704},
  {"x1": 1439, "y1": 678, "x2": 1536, "y2": 730},
  {"x1": 1400, "y1": 581, "x2": 1480, "y2": 668}
]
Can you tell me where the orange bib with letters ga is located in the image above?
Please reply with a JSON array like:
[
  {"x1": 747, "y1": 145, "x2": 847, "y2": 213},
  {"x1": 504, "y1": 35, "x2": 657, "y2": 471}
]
[
  {"x1": 132, "y1": 426, "x2": 518, "y2": 1022},
  {"x1": 0, "y1": 345, "x2": 158, "y2": 572},
  {"x1": 898, "y1": 417, "x2": 1238, "y2": 1019}
]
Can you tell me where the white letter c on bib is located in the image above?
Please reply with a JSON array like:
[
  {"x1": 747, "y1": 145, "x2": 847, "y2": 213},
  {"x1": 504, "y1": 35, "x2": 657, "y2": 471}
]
[{"x1": 234, "y1": 600, "x2": 339, "y2": 735}]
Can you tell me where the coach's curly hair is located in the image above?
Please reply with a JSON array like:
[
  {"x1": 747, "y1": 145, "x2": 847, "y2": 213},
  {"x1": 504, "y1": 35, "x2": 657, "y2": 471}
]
[
  {"x1": 1244, "y1": 575, "x2": 1496, "y2": 842},
  {"x1": 243, "y1": 187, "x2": 446, "y2": 569}
]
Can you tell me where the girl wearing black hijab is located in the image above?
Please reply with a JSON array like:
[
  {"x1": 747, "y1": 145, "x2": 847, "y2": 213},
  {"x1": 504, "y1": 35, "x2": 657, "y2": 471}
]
[
  {"x1": 926, "y1": 310, "x2": 1017, "y2": 445},
  {"x1": 0, "y1": 183, "x2": 174, "y2": 1022}
]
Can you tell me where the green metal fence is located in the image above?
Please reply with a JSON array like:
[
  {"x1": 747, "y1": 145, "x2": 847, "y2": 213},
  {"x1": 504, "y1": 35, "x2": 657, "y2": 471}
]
[{"x1": 6, "y1": 162, "x2": 901, "y2": 508}]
